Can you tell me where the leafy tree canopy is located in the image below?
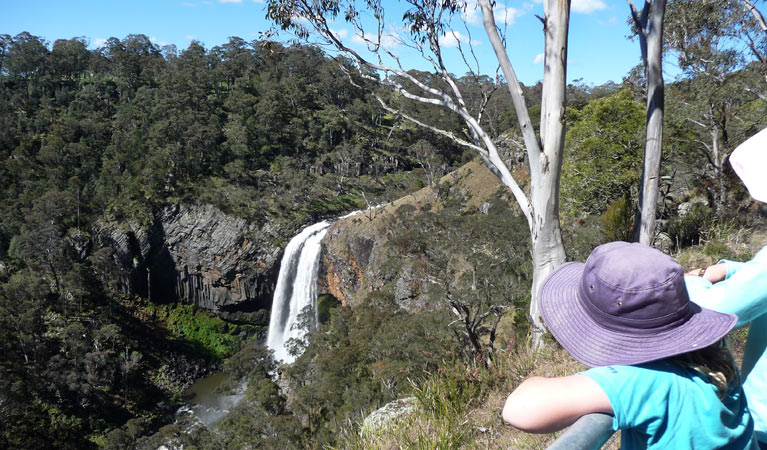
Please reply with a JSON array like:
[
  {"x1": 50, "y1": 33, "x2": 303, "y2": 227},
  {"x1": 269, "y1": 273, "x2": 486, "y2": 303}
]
[{"x1": 561, "y1": 88, "x2": 646, "y2": 216}]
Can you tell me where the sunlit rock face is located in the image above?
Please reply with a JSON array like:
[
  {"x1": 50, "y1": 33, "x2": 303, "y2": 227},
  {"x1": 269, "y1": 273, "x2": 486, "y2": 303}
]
[
  {"x1": 319, "y1": 207, "x2": 437, "y2": 311},
  {"x1": 319, "y1": 160, "x2": 516, "y2": 312}
]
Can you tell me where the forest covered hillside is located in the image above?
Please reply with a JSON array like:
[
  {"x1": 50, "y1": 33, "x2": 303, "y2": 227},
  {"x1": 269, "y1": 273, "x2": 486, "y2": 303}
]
[{"x1": 1, "y1": 23, "x2": 767, "y2": 450}]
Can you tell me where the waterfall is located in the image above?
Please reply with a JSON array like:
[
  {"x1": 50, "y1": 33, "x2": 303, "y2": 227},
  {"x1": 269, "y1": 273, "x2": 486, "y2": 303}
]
[{"x1": 266, "y1": 220, "x2": 332, "y2": 364}]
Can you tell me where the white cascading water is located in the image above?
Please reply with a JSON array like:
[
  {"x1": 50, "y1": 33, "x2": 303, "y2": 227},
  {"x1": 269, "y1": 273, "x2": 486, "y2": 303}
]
[{"x1": 266, "y1": 220, "x2": 332, "y2": 364}]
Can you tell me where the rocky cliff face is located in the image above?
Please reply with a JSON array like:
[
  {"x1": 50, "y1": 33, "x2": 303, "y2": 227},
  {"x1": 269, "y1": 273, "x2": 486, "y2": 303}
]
[
  {"x1": 320, "y1": 214, "x2": 383, "y2": 307},
  {"x1": 94, "y1": 203, "x2": 287, "y2": 316},
  {"x1": 90, "y1": 160, "x2": 515, "y2": 318},
  {"x1": 319, "y1": 160, "x2": 513, "y2": 309}
]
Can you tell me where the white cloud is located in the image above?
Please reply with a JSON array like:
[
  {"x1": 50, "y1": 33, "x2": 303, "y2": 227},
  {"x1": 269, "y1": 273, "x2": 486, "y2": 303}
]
[
  {"x1": 493, "y1": 5, "x2": 521, "y2": 25},
  {"x1": 92, "y1": 38, "x2": 107, "y2": 48},
  {"x1": 533, "y1": 53, "x2": 544, "y2": 65},
  {"x1": 462, "y1": 1, "x2": 482, "y2": 25},
  {"x1": 330, "y1": 28, "x2": 348, "y2": 39},
  {"x1": 219, "y1": 0, "x2": 243, "y2": 3},
  {"x1": 598, "y1": 16, "x2": 619, "y2": 25},
  {"x1": 439, "y1": 30, "x2": 480, "y2": 48},
  {"x1": 461, "y1": 0, "x2": 521, "y2": 26},
  {"x1": 150, "y1": 36, "x2": 170, "y2": 47},
  {"x1": 185, "y1": 35, "x2": 196, "y2": 40},
  {"x1": 253, "y1": 0, "x2": 264, "y2": 3},
  {"x1": 351, "y1": 31, "x2": 401, "y2": 49},
  {"x1": 572, "y1": 0, "x2": 607, "y2": 14}
]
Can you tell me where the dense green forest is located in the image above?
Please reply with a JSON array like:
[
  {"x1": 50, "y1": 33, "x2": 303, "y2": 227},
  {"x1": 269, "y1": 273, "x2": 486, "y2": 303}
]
[
  {"x1": 0, "y1": 31, "x2": 543, "y2": 449},
  {"x1": 0, "y1": 32, "x2": 463, "y2": 449},
  {"x1": 1, "y1": 28, "x2": 767, "y2": 449}
]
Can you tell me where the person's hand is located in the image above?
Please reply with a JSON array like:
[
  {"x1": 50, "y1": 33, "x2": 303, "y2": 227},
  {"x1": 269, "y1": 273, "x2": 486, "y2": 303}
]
[{"x1": 685, "y1": 264, "x2": 727, "y2": 283}]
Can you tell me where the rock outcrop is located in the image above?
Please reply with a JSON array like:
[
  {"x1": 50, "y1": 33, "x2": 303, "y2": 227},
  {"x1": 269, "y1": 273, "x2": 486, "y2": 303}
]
[
  {"x1": 361, "y1": 397, "x2": 417, "y2": 431},
  {"x1": 319, "y1": 160, "x2": 511, "y2": 308},
  {"x1": 94, "y1": 203, "x2": 287, "y2": 315}
]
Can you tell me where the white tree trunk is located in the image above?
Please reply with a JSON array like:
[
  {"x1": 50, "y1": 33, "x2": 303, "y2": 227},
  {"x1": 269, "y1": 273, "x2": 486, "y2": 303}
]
[
  {"x1": 276, "y1": 0, "x2": 572, "y2": 348},
  {"x1": 481, "y1": 0, "x2": 569, "y2": 347},
  {"x1": 711, "y1": 123, "x2": 728, "y2": 212},
  {"x1": 632, "y1": 0, "x2": 666, "y2": 246}
]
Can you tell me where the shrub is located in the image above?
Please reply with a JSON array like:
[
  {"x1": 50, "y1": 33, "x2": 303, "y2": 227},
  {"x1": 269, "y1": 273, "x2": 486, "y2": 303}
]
[
  {"x1": 601, "y1": 195, "x2": 634, "y2": 242},
  {"x1": 562, "y1": 215, "x2": 606, "y2": 262},
  {"x1": 666, "y1": 205, "x2": 714, "y2": 249},
  {"x1": 316, "y1": 293, "x2": 340, "y2": 324}
]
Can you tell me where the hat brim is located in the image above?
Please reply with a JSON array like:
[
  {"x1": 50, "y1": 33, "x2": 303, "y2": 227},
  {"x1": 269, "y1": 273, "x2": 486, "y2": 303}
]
[{"x1": 539, "y1": 262, "x2": 738, "y2": 367}]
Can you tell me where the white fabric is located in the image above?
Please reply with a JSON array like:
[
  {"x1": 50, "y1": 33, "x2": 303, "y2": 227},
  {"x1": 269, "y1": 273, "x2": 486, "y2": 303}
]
[{"x1": 730, "y1": 128, "x2": 767, "y2": 203}]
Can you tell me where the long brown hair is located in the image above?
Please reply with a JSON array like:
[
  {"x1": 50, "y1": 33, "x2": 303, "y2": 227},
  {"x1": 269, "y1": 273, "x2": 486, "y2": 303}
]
[{"x1": 669, "y1": 338, "x2": 737, "y2": 400}]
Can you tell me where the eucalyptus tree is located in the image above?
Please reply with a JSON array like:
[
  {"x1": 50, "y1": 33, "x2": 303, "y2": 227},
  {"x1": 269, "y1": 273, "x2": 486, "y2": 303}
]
[
  {"x1": 665, "y1": 0, "x2": 767, "y2": 211},
  {"x1": 628, "y1": 0, "x2": 666, "y2": 245},
  {"x1": 102, "y1": 34, "x2": 164, "y2": 97},
  {"x1": 561, "y1": 88, "x2": 646, "y2": 218},
  {"x1": 50, "y1": 38, "x2": 90, "y2": 84},
  {"x1": 729, "y1": 0, "x2": 767, "y2": 97},
  {"x1": 265, "y1": 0, "x2": 571, "y2": 345},
  {"x1": 3, "y1": 32, "x2": 49, "y2": 100}
]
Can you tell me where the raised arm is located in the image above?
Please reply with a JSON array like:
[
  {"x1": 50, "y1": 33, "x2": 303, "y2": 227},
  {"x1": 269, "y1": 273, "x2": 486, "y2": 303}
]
[
  {"x1": 685, "y1": 254, "x2": 767, "y2": 327},
  {"x1": 502, "y1": 374, "x2": 613, "y2": 433}
]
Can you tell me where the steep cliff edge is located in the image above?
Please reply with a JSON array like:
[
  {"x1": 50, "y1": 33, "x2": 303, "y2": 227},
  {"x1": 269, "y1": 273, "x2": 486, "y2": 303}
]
[
  {"x1": 319, "y1": 159, "x2": 524, "y2": 309},
  {"x1": 89, "y1": 158, "x2": 521, "y2": 320},
  {"x1": 94, "y1": 203, "x2": 290, "y2": 318}
]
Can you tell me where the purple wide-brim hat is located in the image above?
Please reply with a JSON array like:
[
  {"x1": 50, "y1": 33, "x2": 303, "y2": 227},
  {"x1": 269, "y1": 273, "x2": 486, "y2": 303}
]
[{"x1": 539, "y1": 242, "x2": 737, "y2": 368}]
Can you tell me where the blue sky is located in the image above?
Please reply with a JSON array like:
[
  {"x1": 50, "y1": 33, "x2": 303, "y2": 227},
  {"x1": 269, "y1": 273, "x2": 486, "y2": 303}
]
[{"x1": 0, "y1": 0, "x2": 680, "y2": 86}]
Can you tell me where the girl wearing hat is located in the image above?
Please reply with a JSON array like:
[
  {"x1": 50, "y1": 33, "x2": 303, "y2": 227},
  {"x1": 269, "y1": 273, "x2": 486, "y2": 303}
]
[{"x1": 502, "y1": 241, "x2": 758, "y2": 449}]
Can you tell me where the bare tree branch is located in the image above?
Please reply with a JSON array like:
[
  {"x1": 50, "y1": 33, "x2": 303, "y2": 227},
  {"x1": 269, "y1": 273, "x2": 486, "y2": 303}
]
[
  {"x1": 743, "y1": 0, "x2": 767, "y2": 32},
  {"x1": 373, "y1": 93, "x2": 487, "y2": 154},
  {"x1": 267, "y1": 0, "x2": 570, "y2": 348},
  {"x1": 479, "y1": 0, "x2": 541, "y2": 159}
]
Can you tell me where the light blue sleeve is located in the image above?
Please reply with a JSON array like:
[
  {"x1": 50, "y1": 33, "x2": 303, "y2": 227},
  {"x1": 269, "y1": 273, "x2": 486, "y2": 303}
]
[{"x1": 685, "y1": 246, "x2": 767, "y2": 327}]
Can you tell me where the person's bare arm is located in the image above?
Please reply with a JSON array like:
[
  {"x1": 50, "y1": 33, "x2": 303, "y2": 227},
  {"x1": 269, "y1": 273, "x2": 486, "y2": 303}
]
[
  {"x1": 502, "y1": 374, "x2": 613, "y2": 433},
  {"x1": 686, "y1": 263, "x2": 727, "y2": 283}
]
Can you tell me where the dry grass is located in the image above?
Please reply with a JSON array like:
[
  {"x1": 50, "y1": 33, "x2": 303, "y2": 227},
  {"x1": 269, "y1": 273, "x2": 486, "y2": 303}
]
[
  {"x1": 674, "y1": 227, "x2": 767, "y2": 270},
  {"x1": 342, "y1": 343, "x2": 623, "y2": 450},
  {"x1": 332, "y1": 158, "x2": 520, "y2": 235}
]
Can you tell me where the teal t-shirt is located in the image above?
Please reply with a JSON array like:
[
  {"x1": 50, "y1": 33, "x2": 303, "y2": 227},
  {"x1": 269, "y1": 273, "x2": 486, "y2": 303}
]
[{"x1": 582, "y1": 361, "x2": 757, "y2": 449}]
